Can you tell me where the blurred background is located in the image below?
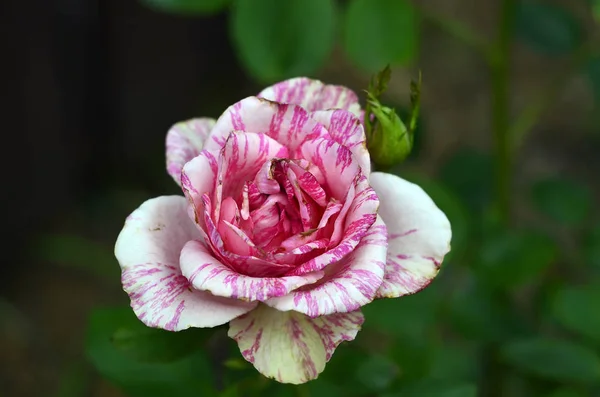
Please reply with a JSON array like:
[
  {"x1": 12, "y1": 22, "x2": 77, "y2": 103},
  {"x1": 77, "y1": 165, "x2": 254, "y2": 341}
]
[{"x1": 2, "y1": 0, "x2": 600, "y2": 396}]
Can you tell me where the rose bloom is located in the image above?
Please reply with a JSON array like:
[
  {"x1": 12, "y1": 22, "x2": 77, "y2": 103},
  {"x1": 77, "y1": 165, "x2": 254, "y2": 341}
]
[{"x1": 115, "y1": 78, "x2": 451, "y2": 384}]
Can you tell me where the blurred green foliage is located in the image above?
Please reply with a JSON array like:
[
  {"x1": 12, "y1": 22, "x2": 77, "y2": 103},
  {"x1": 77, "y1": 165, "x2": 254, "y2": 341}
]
[
  {"x1": 35, "y1": 0, "x2": 600, "y2": 396},
  {"x1": 230, "y1": 0, "x2": 336, "y2": 83},
  {"x1": 343, "y1": 0, "x2": 418, "y2": 73},
  {"x1": 515, "y1": 2, "x2": 582, "y2": 56},
  {"x1": 140, "y1": 0, "x2": 231, "y2": 15}
]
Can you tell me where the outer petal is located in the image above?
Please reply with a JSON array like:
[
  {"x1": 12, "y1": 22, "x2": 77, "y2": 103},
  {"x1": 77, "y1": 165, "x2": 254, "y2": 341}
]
[
  {"x1": 181, "y1": 149, "x2": 219, "y2": 231},
  {"x1": 228, "y1": 304, "x2": 363, "y2": 384},
  {"x1": 370, "y1": 172, "x2": 452, "y2": 298},
  {"x1": 180, "y1": 240, "x2": 323, "y2": 302},
  {"x1": 166, "y1": 118, "x2": 216, "y2": 186},
  {"x1": 115, "y1": 196, "x2": 256, "y2": 330},
  {"x1": 310, "y1": 109, "x2": 370, "y2": 176},
  {"x1": 266, "y1": 216, "x2": 387, "y2": 317},
  {"x1": 258, "y1": 77, "x2": 362, "y2": 116},
  {"x1": 203, "y1": 97, "x2": 330, "y2": 155}
]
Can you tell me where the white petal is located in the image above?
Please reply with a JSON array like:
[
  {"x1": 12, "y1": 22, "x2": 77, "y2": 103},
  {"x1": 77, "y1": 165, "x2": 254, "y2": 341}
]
[
  {"x1": 369, "y1": 172, "x2": 452, "y2": 298},
  {"x1": 228, "y1": 304, "x2": 363, "y2": 384},
  {"x1": 115, "y1": 196, "x2": 256, "y2": 330}
]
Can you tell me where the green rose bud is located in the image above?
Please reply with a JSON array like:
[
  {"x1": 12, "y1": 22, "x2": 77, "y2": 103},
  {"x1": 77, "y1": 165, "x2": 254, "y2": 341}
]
[
  {"x1": 366, "y1": 96, "x2": 412, "y2": 167},
  {"x1": 364, "y1": 67, "x2": 422, "y2": 169}
]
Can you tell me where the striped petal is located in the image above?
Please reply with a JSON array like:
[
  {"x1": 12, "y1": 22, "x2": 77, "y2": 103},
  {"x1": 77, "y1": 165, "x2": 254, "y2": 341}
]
[
  {"x1": 289, "y1": 174, "x2": 379, "y2": 275},
  {"x1": 299, "y1": 136, "x2": 360, "y2": 201},
  {"x1": 258, "y1": 78, "x2": 362, "y2": 116},
  {"x1": 228, "y1": 304, "x2": 363, "y2": 384},
  {"x1": 266, "y1": 216, "x2": 387, "y2": 317},
  {"x1": 166, "y1": 118, "x2": 216, "y2": 186},
  {"x1": 115, "y1": 196, "x2": 256, "y2": 330},
  {"x1": 370, "y1": 172, "x2": 452, "y2": 298},
  {"x1": 203, "y1": 97, "x2": 330, "y2": 155},
  {"x1": 310, "y1": 109, "x2": 370, "y2": 176},
  {"x1": 180, "y1": 240, "x2": 323, "y2": 302}
]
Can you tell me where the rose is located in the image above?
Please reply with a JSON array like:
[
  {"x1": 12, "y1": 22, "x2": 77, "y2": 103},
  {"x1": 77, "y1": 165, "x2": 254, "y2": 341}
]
[{"x1": 115, "y1": 78, "x2": 451, "y2": 384}]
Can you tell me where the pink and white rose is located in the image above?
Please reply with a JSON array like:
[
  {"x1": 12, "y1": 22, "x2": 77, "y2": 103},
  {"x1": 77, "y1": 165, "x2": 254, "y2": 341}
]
[{"x1": 115, "y1": 78, "x2": 451, "y2": 384}]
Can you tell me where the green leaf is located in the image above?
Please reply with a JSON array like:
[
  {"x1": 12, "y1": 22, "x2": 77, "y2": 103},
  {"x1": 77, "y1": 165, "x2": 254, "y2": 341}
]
[
  {"x1": 583, "y1": 225, "x2": 600, "y2": 269},
  {"x1": 588, "y1": 54, "x2": 600, "y2": 105},
  {"x1": 343, "y1": 0, "x2": 418, "y2": 73},
  {"x1": 551, "y1": 284, "x2": 600, "y2": 344},
  {"x1": 230, "y1": 0, "x2": 336, "y2": 83},
  {"x1": 515, "y1": 2, "x2": 582, "y2": 56},
  {"x1": 86, "y1": 307, "x2": 214, "y2": 397},
  {"x1": 362, "y1": 286, "x2": 438, "y2": 340},
  {"x1": 548, "y1": 387, "x2": 588, "y2": 397},
  {"x1": 500, "y1": 337, "x2": 600, "y2": 383},
  {"x1": 356, "y1": 355, "x2": 399, "y2": 392},
  {"x1": 34, "y1": 234, "x2": 118, "y2": 281},
  {"x1": 218, "y1": 385, "x2": 240, "y2": 397},
  {"x1": 428, "y1": 343, "x2": 480, "y2": 382},
  {"x1": 112, "y1": 324, "x2": 212, "y2": 363},
  {"x1": 448, "y1": 277, "x2": 529, "y2": 342},
  {"x1": 593, "y1": 0, "x2": 600, "y2": 23},
  {"x1": 140, "y1": 0, "x2": 231, "y2": 15},
  {"x1": 438, "y1": 148, "x2": 493, "y2": 214},
  {"x1": 531, "y1": 177, "x2": 592, "y2": 226},
  {"x1": 320, "y1": 347, "x2": 371, "y2": 397},
  {"x1": 384, "y1": 380, "x2": 477, "y2": 397},
  {"x1": 477, "y1": 228, "x2": 557, "y2": 289},
  {"x1": 306, "y1": 379, "x2": 344, "y2": 397}
]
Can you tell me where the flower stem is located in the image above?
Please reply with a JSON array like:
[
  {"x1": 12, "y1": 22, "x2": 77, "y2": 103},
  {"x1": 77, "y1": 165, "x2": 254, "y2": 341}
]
[{"x1": 489, "y1": 0, "x2": 516, "y2": 224}]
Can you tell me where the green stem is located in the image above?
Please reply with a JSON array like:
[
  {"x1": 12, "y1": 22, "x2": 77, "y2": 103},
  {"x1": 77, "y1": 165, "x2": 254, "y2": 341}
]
[{"x1": 489, "y1": 0, "x2": 516, "y2": 225}]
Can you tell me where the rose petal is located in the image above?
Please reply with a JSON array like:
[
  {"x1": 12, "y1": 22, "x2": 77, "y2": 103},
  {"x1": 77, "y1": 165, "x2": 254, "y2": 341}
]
[
  {"x1": 266, "y1": 216, "x2": 387, "y2": 317},
  {"x1": 288, "y1": 174, "x2": 379, "y2": 275},
  {"x1": 181, "y1": 149, "x2": 219, "y2": 231},
  {"x1": 300, "y1": 136, "x2": 360, "y2": 201},
  {"x1": 115, "y1": 196, "x2": 256, "y2": 330},
  {"x1": 201, "y1": 194, "x2": 296, "y2": 278},
  {"x1": 218, "y1": 132, "x2": 289, "y2": 201},
  {"x1": 180, "y1": 240, "x2": 323, "y2": 301},
  {"x1": 369, "y1": 172, "x2": 452, "y2": 298},
  {"x1": 166, "y1": 118, "x2": 216, "y2": 186},
  {"x1": 258, "y1": 77, "x2": 362, "y2": 116},
  {"x1": 204, "y1": 97, "x2": 329, "y2": 155},
  {"x1": 310, "y1": 109, "x2": 370, "y2": 176},
  {"x1": 228, "y1": 304, "x2": 363, "y2": 384}
]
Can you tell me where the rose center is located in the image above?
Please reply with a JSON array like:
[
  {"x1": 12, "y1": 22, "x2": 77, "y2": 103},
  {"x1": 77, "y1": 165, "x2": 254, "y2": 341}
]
[{"x1": 216, "y1": 158, "x2": 342, "y2": 267}]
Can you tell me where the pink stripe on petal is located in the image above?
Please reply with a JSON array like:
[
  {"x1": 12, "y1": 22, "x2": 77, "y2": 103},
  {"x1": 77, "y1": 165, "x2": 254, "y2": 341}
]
[
  {"x1": 289, "y1": 174, "x2": 379, "y2": 276},
  {"x1": 300, "y1": 137, "x2": 360, "y2": 201},
  {"x1": 166, "y1": 118, "x2": 216, "y2": 186},
  {"x1": 369, "y1": 172, "x2": 452, "y2": 298},
  {"x1": 115, "y1": 196, "x2": 256, "y2": 330},
  {"x1": 219, "y1": 132, "x2": 289, "y2": 200},
  {"x1": 258, "y1": 78, "x2": 362, "y2": 116},
  {"x1": 228, "y1": 304, "x2": 363, "y2": 384},
  {"x1": 180, "y1": 240, "x2": 323, "y2": 302},
  {"x1": 310, "y1": 109, "x2": 370, "y2": 176},
  {"x1": 204, "y1": 97, "x2": 330, "y2": 156},
  {"x1": 266, "y1": 216, "x2": 387, "y2": 317},
  {"x1": 181, "y1": 149, "x2": 219, "y2": 231},
  {"x1": 201, "y1": 194, "x2": 294, "y2": 277}
]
